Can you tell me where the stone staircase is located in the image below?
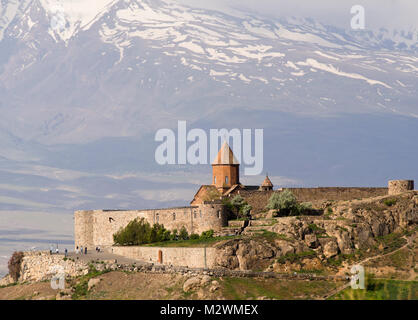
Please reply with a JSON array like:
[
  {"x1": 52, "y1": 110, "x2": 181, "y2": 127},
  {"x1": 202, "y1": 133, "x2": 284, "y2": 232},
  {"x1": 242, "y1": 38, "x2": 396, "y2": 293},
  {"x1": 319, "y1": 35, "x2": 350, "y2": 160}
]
[
  {"x1": 241, "y1": 219, "x2": 276, "y2": 236},
  {"x1": 214, "y1": 220, "x2": 248, "y2": 237},
  {"x1": 215, "y1": 218, "x2": 278, "y2": 237}
]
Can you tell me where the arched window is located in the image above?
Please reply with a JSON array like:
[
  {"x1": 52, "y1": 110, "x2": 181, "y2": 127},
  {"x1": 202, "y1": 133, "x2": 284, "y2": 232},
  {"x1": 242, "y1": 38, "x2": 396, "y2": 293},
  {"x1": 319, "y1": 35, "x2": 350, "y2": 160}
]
[
  {"x1": 225, "y1": 176, "x2": 229, "y2": 184},
  {"x1": 173, "y1": 212, "x2": 176, "y2": 221},
  {"x1": 217, "y1": 210, "x2": 221, "y2": 219},
  {"x1": 199, "y1": 210, "x2": 202, "y2": 218},
  {"x1": 156, "y1": 213, "x2": 159, "y2": 223},
  {"x1": 193, "y1": 211, "x2": 197, "y2": 219}
]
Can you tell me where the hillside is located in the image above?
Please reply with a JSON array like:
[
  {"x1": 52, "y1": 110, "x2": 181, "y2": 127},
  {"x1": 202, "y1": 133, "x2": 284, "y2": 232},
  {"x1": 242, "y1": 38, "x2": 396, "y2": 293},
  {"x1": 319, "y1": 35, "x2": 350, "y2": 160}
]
[{"x1": 1, "y1": 190, "x2": 416, "y2": 300}]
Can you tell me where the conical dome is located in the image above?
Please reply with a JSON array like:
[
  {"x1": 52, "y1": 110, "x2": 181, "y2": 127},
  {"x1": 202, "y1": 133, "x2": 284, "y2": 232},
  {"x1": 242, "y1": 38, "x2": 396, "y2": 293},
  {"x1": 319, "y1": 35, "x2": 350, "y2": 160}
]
[
  {"x1": 261, "y1": 175, "x2": 273, "y2": 187},
  {"x1": 212, "y1": 141, "x2": 239, "y2": 165}
]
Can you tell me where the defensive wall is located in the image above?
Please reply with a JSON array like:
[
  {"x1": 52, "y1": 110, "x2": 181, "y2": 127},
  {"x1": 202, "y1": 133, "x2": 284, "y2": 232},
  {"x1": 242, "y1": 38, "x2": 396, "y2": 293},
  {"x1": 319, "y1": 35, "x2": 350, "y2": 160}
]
[
  {"x1": 235, "y1": 187, "x2": 389, "y2": 213},
  {"x1": 75, "y1": 202, "x2": 227, "y2": 250},
  {"x1": 111, "y1": 246, "x2": 218, "y2": 269}
]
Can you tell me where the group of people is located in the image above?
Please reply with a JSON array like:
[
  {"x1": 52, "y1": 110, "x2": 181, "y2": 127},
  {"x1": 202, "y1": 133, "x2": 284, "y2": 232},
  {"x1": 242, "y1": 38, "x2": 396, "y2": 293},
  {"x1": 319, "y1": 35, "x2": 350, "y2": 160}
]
[
  {"x1": 49, "y1": 246, "x2": 68, "y2": 257},
  {"x1": 76, "y1": 246, "x2": 88, "y2": 255},
  {"x1": 75, "y1": 246, "x2": 101, "y2": 254}
]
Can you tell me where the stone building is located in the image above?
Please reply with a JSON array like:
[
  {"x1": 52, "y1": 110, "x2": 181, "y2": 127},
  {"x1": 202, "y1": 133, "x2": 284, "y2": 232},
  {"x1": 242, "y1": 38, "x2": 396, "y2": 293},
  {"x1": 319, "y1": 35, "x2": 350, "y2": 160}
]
[
  {"x1": 74, "y1": 141, "x2": 415, "y2": 250},
  {"x1": 75, "y1": 202, "x2": 226, "y2": 250}
]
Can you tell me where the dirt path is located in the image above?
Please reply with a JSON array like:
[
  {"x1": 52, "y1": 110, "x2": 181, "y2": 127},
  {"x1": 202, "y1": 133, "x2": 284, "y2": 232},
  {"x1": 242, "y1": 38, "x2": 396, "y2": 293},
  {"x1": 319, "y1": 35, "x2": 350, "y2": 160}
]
[{"x1": 322, "y1": 232, "x2": 416, "y2": 300}]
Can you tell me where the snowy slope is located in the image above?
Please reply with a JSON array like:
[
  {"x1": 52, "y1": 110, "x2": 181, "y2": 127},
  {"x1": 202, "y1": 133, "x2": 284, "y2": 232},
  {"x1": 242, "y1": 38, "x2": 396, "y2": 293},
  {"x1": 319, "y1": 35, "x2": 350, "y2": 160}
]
[{"x1": 0, "y1": 0, "x2": 416, "y2": 143}]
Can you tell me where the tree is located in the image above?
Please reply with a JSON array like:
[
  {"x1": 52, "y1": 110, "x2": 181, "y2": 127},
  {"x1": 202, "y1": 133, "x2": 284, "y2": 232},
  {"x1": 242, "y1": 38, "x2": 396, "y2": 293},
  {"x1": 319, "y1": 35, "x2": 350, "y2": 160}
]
[
  {"x1": 8, "y1": 251, "x2": 24, "y2": 282},
  {"x1": 179, "y1": 226, "x2": 189, "y2": 240},
  {"x1": 240, "y1": 203, "x2": 252, "y2": 218},
  {"x1": 266, "y1": 190, "x2": 311, "y2": 216},
  {"x1": 113, "y1": 218, "x2": 170, "y2": 245},
  {"x1": 229, "y1": 195, "x2": 252, "y2": 219}
]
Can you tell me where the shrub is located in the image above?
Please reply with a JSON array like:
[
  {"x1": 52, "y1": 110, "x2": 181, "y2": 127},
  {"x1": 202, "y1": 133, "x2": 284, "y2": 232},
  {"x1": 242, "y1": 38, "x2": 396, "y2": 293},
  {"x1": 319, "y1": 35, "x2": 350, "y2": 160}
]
[
  {"x1": 190, "y1": 233, "x2": 200, "y2": 240},
  {"x1": 179, "y1": 226, "x2": 189, "y2": 240},
  {"x1": 200, "y1": 230, "x2": 214, "y2": 240},
  {"x1": 266, "y1": 190, "x2": 311, "y2": 216},
  {"x1": 383, "y1": 198, "x2": 397, "y2": 207},
  {"x1": 170, "y1": 229, "x2": 178, "y2": 241},
  {"x1": 8, "y1": 251, "x2": 24, "y2": 282}
]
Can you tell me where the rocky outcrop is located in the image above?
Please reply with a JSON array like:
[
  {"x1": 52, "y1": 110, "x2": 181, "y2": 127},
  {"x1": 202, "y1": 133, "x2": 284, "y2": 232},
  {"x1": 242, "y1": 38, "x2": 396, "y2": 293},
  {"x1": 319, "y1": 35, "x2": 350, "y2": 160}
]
[
  {"x1": 214, "y1": 239, "x2": 276, "y2": 271},
  {"x1": 3, "y1": 251, "x2": 90, "y2": 284},
  {"x1": 213, "y1": 192, "x2": 418, "y2": 271}
]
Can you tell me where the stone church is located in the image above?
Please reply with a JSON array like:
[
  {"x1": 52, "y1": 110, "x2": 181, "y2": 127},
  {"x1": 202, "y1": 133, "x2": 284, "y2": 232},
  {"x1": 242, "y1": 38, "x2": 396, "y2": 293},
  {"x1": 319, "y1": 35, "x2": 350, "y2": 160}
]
[{"x1": 191, "y1": 141, "x2": 273, "y2": 205}]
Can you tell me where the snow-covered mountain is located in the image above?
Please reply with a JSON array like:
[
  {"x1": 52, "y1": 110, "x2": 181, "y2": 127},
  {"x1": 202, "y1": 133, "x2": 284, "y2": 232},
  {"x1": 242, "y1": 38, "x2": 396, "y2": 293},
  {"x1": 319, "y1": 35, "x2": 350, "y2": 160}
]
[
  {"x1": 0, "y1": 0, "x2": 417, "y2": 144},
  {"x1": 0, "y1": 0, "x2": 417, "y2": 213}
]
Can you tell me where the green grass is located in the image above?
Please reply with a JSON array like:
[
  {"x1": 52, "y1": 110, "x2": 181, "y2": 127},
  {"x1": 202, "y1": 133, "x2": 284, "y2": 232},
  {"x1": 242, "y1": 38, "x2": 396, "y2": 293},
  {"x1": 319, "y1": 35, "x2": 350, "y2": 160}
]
[
  {"x1": 221, "y1": 277, "x2": 340, "y2": 300},
  {"x1": 0, "y1": 282, "x2": 18, "y2": 289},
  {"x1": 376, "y1": 232, "x2": 407, "y2": 253},
  {"x1": 71, "y1": 265, "x2": 109, "y2": 300},
  {"x1": 383, "y1": 198, "x2": 397, "y2": 207},
  {"x1": 331, "y1": 279, "x2": 417, "y2": 300},
  {"x1": 308, "y1": 223, "x2": 326, "y2": 235},
  {"x1": 144, "y1": 235, "x2": 240, "y2": 247},
  {"x1": 276, "y1": 250, "x2": 317, "y2": 264}
]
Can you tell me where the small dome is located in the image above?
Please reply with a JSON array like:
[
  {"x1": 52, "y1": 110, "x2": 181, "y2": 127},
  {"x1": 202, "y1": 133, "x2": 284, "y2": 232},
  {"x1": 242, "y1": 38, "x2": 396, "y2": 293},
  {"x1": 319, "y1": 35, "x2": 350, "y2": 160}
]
[{"x1": 261, "y1": 175, "x2": 273, "y2": 187}]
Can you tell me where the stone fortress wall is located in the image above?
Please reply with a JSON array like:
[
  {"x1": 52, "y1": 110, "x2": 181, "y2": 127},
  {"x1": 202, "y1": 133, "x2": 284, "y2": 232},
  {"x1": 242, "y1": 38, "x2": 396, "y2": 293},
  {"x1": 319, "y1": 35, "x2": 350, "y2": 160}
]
[
  {"x1": 75, "y1": 202, "x2": 227, "y2": 250},
  {"x1": 235, "y1": 187, "x2": 389, "y2": 213},
  {"x1": 388, "y1": 180, "x2": 414, "y2": 195}
]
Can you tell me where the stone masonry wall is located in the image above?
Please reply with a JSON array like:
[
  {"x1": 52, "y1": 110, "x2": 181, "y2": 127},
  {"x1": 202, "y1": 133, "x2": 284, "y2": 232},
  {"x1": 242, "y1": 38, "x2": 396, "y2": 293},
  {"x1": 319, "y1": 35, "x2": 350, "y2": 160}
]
[
  {"x1": 75, "y1": 203, "x2": 227, "y2": 250},
  {"x1": 19, "y1": 251, "x2": 89, "y2": 283},
  {"x1": 232, "y1": 187, "x2": 389, "y2": 214},
  {"x1": 286, "y1": 187, "x2": 388, "y2": 202},
  {"x1": 388, "y1": 180, "x2": 414, "y2": 195},
  {"x1": 111, "y1": 246, "x2": 218, "y2": 269}
]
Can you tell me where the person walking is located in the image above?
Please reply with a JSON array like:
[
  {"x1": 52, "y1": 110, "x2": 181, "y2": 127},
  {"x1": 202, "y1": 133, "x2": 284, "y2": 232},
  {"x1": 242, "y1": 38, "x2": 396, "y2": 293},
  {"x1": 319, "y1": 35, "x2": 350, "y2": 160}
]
[
  {"x1": 64, "y1": 248, "x2": 68, "y2": 257},
  {"x1": 84, "y1": 247, "x2": 87, "y2": 255},
  {"x1": 80, "y1": 246, "x2": 83, "y2": 255},
  {"x1": 76, "y1": 246, "x2": 79, "y2": 254}
]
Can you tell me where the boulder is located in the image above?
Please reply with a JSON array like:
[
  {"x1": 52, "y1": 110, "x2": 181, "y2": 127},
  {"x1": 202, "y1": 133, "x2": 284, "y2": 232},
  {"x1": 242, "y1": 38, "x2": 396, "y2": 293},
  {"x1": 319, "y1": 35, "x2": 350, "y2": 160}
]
[
  {"x1": 274, "y1": 240, "x2": 295, "y2": 256},
  {"x1": 200, "y1": 275, "x2": 211, "y2": 286},
  {"x1": 236, "y1": 241, "x2": 275, "y2": 270},
  {"x1": 323, "y1": 241, "x2": 339, "y2": 258},
  {"x1": 87, "y1": 278, "x2": 101, "y2": 291},
  {"x1": 304, "y1": 234, "x2": 318, "y2": 248},
  {"x1": 183, "y1": 277, "x2": 202, "y2": 292},
  {"x1": 209, "y1": 280, "x2": 220, "y2": 293},
  {"x1": 336, "y1": 231, "x2": 353, "y2": 254},
  {"x1": 0, "y1": 274, "x2": 13, "y2": 286}
]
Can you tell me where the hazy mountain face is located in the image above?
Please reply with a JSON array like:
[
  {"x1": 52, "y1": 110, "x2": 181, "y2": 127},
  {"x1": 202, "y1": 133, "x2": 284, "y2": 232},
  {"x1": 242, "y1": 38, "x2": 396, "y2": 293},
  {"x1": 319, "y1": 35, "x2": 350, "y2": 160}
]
[{"x1": 0, "y1": 0, "x2": 417, "y2": 213}]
